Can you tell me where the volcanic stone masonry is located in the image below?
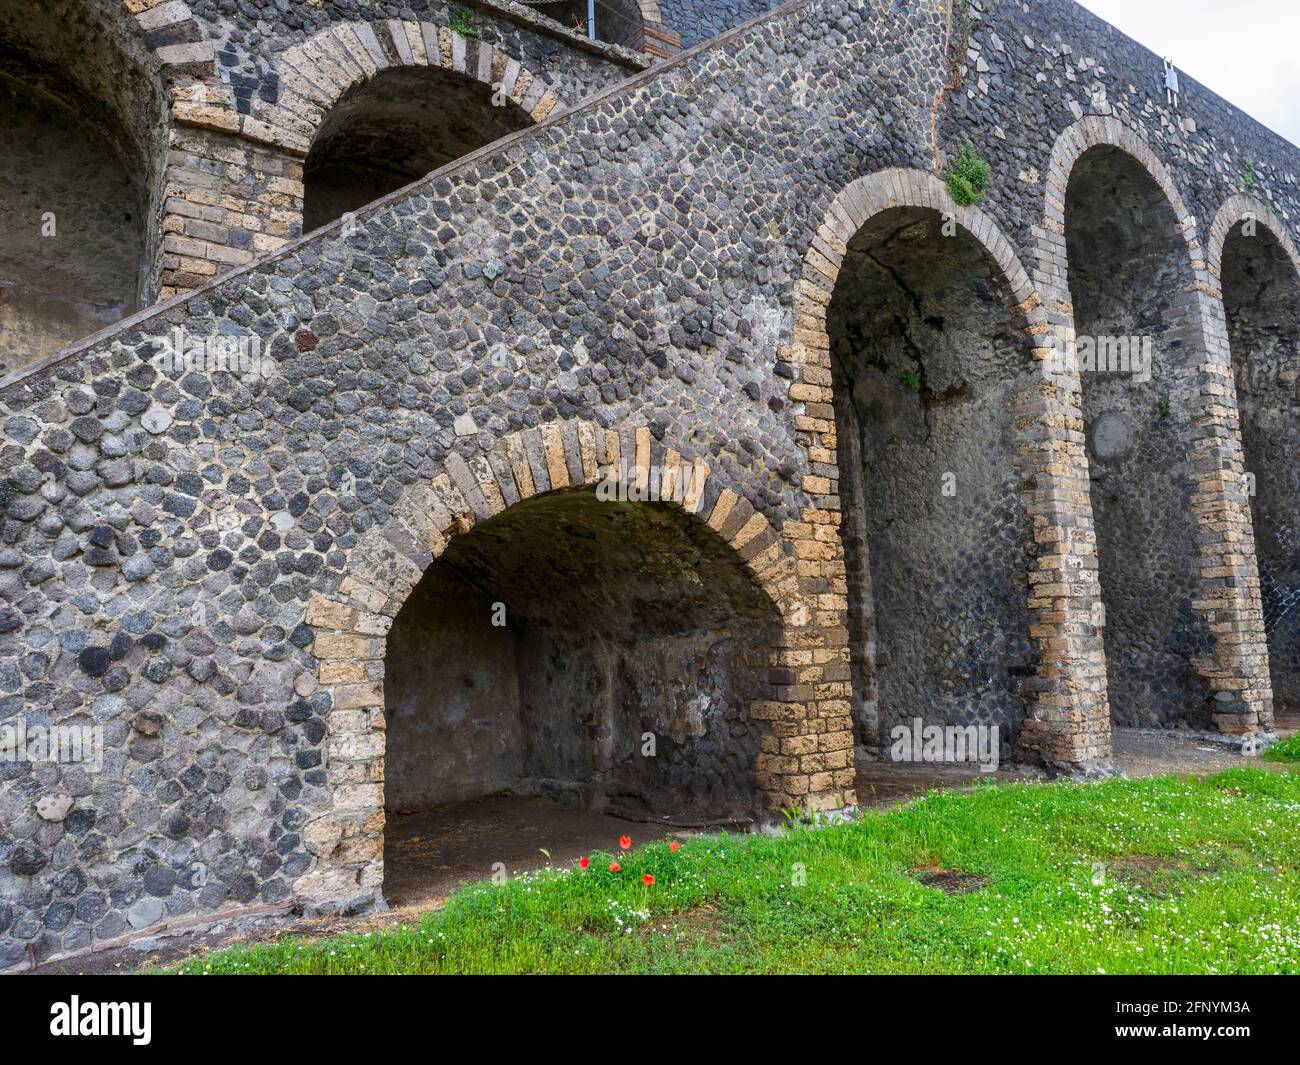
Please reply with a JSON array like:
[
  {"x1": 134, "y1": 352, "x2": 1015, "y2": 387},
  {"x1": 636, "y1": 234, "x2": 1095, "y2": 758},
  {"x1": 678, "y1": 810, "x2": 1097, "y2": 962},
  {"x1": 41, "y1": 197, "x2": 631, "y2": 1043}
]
[{"x1": 0, "y1": 0, "x2": 1297, "y2": 970}]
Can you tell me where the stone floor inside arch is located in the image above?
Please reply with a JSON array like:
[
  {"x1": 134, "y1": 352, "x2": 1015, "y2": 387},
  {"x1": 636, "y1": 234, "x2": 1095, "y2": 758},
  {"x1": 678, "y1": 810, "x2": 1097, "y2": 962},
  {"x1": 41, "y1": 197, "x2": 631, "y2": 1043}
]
[{"x1": 2, "y1": 0, "x2": 1300, "y2": 985}]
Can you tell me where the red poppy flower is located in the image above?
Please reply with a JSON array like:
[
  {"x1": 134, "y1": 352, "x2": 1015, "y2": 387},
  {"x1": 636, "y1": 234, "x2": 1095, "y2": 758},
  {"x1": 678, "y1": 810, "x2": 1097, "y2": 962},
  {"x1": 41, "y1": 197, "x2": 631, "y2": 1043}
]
[
  {"x1": 669, "y1": 841, "x2": 681, "y2": 853},
  {"x1": 609, "y1": 861, "x2": 620, "y2": 873},
  {"x1": 579, "y1": 856, "x2": 590, "y2": 869},
  {"x1": 642, "y1": 873, "x2": 655, "y2": 886},
  {"x1": 619, "y1": 835, "x2": 632, "y2": 850}
]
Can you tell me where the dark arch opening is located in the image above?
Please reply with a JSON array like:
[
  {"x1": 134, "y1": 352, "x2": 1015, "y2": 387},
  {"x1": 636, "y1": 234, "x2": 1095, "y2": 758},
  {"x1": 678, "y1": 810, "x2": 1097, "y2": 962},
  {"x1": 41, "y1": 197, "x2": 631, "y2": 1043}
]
[
  {"x1": 1222, "y1": 223, "x2": 1300, "y2": 719},
  {"x1": 0, "y1": 0, "x2": 164, "y2": 377},
  {"x1": 303, "y1": 66, "x2": 535, "y2": 232},
  {"x1": 381, "y1": 485, "x2": 779, "y2": 904},
  {"x1": 1065, "y1": 145, "x2": 1210, "y2": 729},
  {"x1": 829, "y1": 205, "x2": 1037, "y2": 767}
]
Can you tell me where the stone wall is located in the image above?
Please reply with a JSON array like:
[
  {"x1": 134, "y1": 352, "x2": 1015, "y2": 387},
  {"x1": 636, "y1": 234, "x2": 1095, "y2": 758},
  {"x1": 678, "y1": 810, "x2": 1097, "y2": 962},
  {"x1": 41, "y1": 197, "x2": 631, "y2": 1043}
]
[
  {"x1": 184, "y1": 0, "x2": 649, "y2": 86},
  {"x1": 384, "y1": 563, "x2": 523, "y2": 808},
  {"x1": 656, "y1": 0, "x2": 779, "y2": 48}
]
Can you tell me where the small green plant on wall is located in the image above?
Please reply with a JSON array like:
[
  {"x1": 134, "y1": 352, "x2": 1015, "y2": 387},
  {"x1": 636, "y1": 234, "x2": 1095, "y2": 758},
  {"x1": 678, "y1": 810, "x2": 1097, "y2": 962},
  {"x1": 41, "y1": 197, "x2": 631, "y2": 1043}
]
[
  {"x1": 901, "y1": 370, "x2": 921, "y2": 391},
  {"x1": 944, "y1": 144, "x2": 990, "y2": 206},
  {"x1": 1235, "y1": 158, "x2": 1257, "y2": 199},
  {"x1": 450, "y1": 6, "x2": 477, "y2": 37},
  {"x1": 1157, "y1": 397, "x2": 1171, "y2": 418}
]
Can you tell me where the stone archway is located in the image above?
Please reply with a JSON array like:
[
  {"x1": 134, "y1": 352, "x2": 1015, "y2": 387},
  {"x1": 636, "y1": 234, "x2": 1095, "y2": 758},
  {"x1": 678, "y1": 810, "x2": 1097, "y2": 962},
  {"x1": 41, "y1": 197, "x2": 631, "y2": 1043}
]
[
  {"x1": 0, "y1": 0, "x2": 170, "y2": 376},
  {"x1": 300, "y1": 61, "x2": 537, "y2": 232},
  {"x1": 297, "y1": 421, "x2": 856, "y2": 908},
  {"x1": 247, "y1": 20, "x2": 565, "y2": 159},
  {"x1": 790, "y1": 168, "x2": 1110, "y2": 775},
  {"x1": 274, "y1": 21, "x2": 566, "y2": 232},
  {"x1": 1210, "y1": 196, "x2": 1300, "y2": 721},
  {"x1": 1039, "y1": 116, "x2": 1272, "y2": 735},
  {"x1": 155, "y1": 18, "x2": 570, "y2": 292}
]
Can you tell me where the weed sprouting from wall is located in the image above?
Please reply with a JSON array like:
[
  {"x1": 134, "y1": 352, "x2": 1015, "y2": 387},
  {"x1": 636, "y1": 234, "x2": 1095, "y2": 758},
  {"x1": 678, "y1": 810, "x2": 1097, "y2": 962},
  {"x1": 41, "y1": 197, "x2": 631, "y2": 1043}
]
[
  {"x1": 944, "y1": 144, "x2": 991, "y2": 206},
  {"x1": 450, "y1": 7, "x2": 477, "y2": 38}
]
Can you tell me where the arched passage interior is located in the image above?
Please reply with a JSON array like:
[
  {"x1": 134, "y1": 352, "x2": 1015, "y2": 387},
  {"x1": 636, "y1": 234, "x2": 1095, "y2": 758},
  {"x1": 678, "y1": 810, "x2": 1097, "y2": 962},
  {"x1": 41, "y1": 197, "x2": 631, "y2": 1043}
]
[
  {"x1": 828, "y1": 205, "x2": 1038, "y2": 765},
  {"x1": 0, "y1": 0, "x2": 163, "y2": 376},
  {"x1": 1221, "y1": 222, "x2": 1300, "y2": 719},
  {"x1": 1065, "y1": 145, "x2": 1211, "y2": 729},
  {"x1": 302, "y1": 65, "x2": 535, "y2": 232},
  {"x1": 381, "y1": 485, "x2": 780, "y2": 903}
]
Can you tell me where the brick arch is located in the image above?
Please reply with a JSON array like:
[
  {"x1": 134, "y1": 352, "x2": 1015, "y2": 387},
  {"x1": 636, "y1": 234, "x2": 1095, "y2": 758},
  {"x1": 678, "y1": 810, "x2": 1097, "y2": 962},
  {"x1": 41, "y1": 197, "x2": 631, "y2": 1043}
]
[
  {"x1": 1206, "y1": 194, "x2": 1300, "y2": 294},
  {"x1": 1207, "y1": 192, "x2": 1300, "y2": 729},
  {"x1": 790, "y1": 169, "x2": 1045, "y2": 372},
  {"x1": 1037, "y1": 115, "x2": 1205, "y2": 299},
  {"x1": 787, "y1": 166, "x2": 1113, "y2": 772},
  {"x1": 296, "y1": 420, "x2": 856, "y2": 906},
  {"x1": 1037, "y1": 116, "x2": 1274, "y2": 735},
  {"x1": 239, "y1": 20, "x2": 567, "y2": 157}
]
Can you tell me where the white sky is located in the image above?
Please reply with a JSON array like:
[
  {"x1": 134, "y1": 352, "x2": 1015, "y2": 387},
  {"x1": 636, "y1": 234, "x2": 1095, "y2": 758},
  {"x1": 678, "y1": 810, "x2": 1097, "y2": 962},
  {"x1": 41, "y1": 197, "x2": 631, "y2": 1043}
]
[{"x1": 1076, "y1": 0, "x2": 1300, "y2": 146}]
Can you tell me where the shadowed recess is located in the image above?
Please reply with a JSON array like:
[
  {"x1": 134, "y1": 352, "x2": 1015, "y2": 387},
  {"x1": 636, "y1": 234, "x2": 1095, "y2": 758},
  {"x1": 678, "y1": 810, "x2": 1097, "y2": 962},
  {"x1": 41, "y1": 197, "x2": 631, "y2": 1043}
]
[
  {"x1": 1066, "y1": 145, "x2": 1210, "y2": 729},
  {"x1": 382, "y1": 485, "x2": 781, "y2": 872},
  {"x1": 302, "y1": 66, "x2": 535, "y2": 232},
  {"x1": 0, "y1": 0, "x2": 163, "y2": 376},
  {"x1": 828, "y1": 205, "x2": 1037, "y2": 758}
]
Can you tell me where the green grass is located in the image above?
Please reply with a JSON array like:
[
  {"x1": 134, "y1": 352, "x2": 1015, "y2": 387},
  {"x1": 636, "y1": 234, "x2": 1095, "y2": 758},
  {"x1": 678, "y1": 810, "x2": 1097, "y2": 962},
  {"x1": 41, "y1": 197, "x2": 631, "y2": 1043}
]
[
  {"x1": 1265, "y1": 734, "x2": 1300, "y2": 763},
  {"x1": 166, "y1": 768, "x2": 1300, "y2": 975}
]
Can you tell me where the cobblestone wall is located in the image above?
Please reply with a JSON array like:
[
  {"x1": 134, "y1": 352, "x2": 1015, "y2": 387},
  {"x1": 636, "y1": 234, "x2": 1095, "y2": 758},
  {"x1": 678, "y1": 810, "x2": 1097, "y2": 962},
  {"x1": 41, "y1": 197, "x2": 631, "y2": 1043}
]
[{"x1": 655, "y1": 0, "x2": 779, "y2": 48}]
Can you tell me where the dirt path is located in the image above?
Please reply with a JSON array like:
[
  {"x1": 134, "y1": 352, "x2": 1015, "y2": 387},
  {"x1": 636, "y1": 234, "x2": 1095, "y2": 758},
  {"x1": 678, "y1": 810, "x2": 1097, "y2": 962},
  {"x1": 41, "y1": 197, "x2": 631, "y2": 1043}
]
[{"x1": 383, "y1": 793, "x2": 682, "y2": 909}]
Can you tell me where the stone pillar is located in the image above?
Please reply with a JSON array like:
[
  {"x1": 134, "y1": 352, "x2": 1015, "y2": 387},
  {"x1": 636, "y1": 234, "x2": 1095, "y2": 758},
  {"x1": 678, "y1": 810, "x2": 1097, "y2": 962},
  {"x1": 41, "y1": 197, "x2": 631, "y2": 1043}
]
[
  {"x1": 1024, "y1": 220, "x2": 1113, "y2": 769},
  {"x1": 157, "y1": 116, "x2": 304, "y2": 300},
  {"x1": 1182, "y1": 282, "x2": 1274, "y2": 732}
]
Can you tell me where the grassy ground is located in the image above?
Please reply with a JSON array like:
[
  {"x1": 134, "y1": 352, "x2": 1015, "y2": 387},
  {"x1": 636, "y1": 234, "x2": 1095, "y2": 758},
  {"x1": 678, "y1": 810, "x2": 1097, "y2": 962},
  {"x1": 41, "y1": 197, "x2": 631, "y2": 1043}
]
[
  {"x1": 1265, "y1": 733, "x2": 1300, "y2": 762},
  {"x1": 167, "y1": 767, "x2": 1300, "y2": 975}
]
